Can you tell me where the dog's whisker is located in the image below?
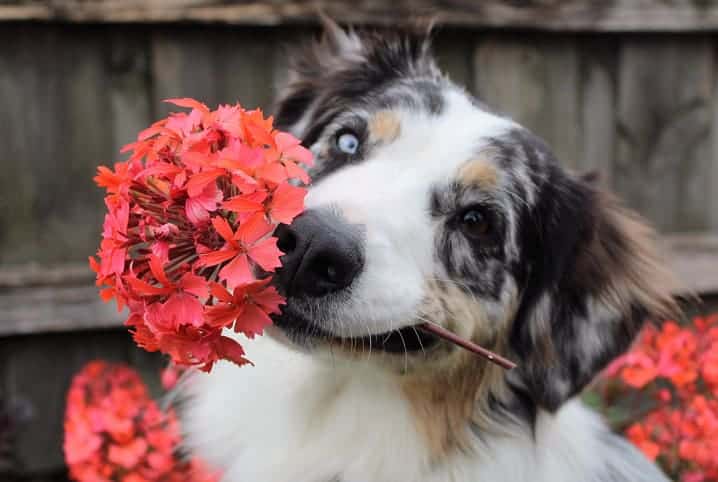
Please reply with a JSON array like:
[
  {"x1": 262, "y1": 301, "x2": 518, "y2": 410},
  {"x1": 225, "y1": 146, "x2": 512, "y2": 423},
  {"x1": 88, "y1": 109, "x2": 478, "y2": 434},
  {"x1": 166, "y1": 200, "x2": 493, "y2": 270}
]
[
  {"x1": 395, "y1": 326, "x2": 409, "y2": 373},
  {"x1": 410, "y1": 324, "x2": 427, "y2": 357}
]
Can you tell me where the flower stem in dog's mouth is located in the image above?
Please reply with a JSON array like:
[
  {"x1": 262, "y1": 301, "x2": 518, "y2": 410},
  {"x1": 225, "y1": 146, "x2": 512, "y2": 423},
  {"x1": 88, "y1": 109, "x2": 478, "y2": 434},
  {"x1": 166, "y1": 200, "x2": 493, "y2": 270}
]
[{"x1": 418, "y1": 323, "x2": 517, "y2": 370}]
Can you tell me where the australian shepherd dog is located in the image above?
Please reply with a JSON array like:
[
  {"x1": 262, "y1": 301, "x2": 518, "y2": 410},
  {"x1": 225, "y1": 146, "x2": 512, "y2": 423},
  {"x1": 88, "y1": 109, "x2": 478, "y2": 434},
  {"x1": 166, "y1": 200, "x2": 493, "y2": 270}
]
[{"x1": 181, "y1": 19, "x2": 677, "y2": 482}]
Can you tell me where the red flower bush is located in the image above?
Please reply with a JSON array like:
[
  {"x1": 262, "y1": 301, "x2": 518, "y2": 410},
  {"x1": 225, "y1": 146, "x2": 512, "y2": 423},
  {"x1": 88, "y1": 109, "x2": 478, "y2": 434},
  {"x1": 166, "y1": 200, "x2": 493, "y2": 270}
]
[
  {"x1": 64, "y1": 360, "x2": 219, "y2": 482},
  {"x1": 599, "y1": 314, "x2": 718, "y2": 481},
  {"x1": 90, "y1": 99, "x2": 312, "y2": 371}
]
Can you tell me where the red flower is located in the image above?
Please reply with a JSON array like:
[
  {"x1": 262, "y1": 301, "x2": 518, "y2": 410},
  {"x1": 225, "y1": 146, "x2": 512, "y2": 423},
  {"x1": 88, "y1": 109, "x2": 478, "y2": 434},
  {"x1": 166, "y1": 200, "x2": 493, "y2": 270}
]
[
  {"x1": 206, "y1": 279, "x2": 284, "y2": 337},
  {"x1": 198, "y1": 215, "x2": 281, "y2": 289},
  {"x1": 64, "y1": 360, "x2": 220, "y2": 482},
  {"x1": 599, "y1": 313, "x2": 718, "y2": 481},
  {"x1": 90, "y1": 99, "x2": 312, "y2": 371},
  {"x1": 626, "y1": 424, "x2": 661, "y2": 461}
]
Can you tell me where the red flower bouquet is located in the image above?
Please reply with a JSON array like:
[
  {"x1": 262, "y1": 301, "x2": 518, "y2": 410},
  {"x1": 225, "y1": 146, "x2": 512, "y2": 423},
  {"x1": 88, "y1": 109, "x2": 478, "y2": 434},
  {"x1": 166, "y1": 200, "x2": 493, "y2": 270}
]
[
  {"x1": 598, "y1": 314, "x2": 718, "y2": 481},
  {"x1": 90, "y1": 99, "x2": 312, "y2": 371},
  {"x1": 63, "y1": 360, "x2": 219, "y2": 482}
]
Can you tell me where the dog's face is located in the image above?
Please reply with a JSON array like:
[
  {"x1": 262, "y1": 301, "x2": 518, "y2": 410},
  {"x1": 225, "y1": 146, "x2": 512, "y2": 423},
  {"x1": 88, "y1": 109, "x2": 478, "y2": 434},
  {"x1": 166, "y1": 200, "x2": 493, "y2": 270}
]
[{"x1": 270, "y1": 23, "x2": 676, "y2": 412}]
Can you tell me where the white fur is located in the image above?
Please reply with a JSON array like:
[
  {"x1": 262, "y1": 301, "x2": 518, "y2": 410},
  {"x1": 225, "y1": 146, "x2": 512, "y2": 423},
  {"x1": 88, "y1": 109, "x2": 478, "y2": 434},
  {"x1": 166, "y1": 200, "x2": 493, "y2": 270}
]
[{"x1": 182, "y1": 334, "x2": 667, "y2": 482}]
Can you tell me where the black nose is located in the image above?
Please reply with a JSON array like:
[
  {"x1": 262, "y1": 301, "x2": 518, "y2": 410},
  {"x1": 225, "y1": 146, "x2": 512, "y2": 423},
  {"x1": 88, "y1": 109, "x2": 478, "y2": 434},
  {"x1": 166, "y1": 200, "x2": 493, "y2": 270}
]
[{"x1": 275, "y1": 209, "x2": 364, "y2": 297}]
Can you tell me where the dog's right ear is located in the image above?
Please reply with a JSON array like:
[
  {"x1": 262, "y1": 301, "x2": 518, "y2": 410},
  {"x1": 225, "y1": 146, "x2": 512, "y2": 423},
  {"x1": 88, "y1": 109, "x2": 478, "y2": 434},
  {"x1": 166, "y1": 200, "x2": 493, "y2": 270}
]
[{"x1": 274, "y1": 15, "x2": 362, "y2": 134}]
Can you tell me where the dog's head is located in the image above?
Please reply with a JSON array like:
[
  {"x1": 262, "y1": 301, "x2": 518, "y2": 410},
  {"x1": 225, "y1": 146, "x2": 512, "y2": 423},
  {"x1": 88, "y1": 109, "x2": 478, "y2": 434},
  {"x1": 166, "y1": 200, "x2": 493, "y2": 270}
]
[{"x1": 269, "y1": 21, "x2": 677, "y2": 413}]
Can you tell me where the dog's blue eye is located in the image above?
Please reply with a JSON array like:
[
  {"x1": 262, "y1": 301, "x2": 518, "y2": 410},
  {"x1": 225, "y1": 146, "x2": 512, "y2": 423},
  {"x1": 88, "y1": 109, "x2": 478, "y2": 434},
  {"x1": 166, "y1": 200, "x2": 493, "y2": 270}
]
[{"x1": 336, "y1": 131, "x2": 360, "y2": 155}]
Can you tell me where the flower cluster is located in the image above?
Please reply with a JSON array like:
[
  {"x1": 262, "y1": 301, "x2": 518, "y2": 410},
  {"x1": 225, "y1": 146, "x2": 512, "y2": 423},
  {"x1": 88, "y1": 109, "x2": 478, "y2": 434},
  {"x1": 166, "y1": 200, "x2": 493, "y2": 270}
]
[
  {"x1": 90, "y1": 99, "x2": 312, "y2": 371},
  {"x1": 63, "y1": 360, "x2": 219, "y2": 482},
  {"x1": 600, "y1": 314, "x2": 718, "y2": 482}
]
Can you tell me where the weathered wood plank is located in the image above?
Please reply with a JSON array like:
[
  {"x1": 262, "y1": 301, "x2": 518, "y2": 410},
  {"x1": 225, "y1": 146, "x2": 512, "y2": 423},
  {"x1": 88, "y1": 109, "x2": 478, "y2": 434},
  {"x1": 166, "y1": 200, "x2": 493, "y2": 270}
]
[
  {"x1": 151, "y1": 26, "x2": 280, "y2": 117},
  {"x1": 4, "y1": 1, "x2": 718, "y2": 32},
  {"x1": 577, "y1": 37, "x2": 617, "y2": 182},
  {"x1": 0, "y1": 263, "x2": 91, "y2": 289},
  {"x1": 711, "y1": 59, "x2": 718, "y2": 232},
  {"x1": 0, "y1": 25, "x2": 111, "y2": 266},
  {"x1": 615, "y1": 37, "x2": 714, "y2": 232},
  {"x1": 663, "y1": 234, "x2": 718, "y2": 297},
  {"x1": 474, "y1": 34, "x2": 581, "y2": 168},
  {"x1": 108, "y1": 29, "x2": 153, "y2": 154},
  {"x1": 434, "y1": 30, "x2": 475, "y2": 93},
  {"x1": 0, "y1": 284, "x2": 124, "y2": 337}
]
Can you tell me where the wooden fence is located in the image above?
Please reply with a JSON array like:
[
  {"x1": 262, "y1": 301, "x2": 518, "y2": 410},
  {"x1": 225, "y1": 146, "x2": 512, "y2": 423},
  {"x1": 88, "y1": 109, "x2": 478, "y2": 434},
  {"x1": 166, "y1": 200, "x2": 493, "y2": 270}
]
[{"x1": 2, "y1": 1, "x2": 718, "y2": 479}]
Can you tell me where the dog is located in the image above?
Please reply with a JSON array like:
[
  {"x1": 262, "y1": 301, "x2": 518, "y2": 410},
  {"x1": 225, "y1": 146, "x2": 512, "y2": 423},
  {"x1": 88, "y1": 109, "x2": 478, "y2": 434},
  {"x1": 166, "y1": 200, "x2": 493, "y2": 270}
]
[{"x1": 181, "y1": 20, "x2": 677, "y2": 482}]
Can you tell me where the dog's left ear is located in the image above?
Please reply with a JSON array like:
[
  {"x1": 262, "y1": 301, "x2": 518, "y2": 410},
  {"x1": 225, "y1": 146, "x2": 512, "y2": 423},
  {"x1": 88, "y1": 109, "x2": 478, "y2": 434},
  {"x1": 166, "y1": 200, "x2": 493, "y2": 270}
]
[
  {"x1": 274, "y1": 16, "x2": 436, "y2": 137},
  {"x1": 511, "y1": 171, "x2": 679, "y2": 411},
  {"x1": 273, "y1": 15, "x2": 362, "y2": 134}
]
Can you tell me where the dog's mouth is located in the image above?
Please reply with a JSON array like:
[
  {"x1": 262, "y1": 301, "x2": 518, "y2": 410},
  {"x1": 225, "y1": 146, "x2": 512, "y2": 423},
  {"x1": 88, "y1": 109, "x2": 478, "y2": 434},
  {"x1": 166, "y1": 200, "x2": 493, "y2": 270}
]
[{"x1": 271, "y1": 310, "x2": 440, "y2": 354}]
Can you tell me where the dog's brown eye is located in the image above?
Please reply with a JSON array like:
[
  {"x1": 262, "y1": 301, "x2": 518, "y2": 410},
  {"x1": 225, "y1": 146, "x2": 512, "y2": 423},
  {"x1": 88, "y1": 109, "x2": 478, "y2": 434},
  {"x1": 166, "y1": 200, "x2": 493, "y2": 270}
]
[{"x1": 460, "y1": 208, "x2": 491, "y2": 239}]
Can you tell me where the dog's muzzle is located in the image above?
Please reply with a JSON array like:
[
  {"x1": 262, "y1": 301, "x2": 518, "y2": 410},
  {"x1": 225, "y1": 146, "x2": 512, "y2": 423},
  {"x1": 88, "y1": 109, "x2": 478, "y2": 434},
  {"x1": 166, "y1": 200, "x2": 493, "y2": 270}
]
[{"x1": 270, "y1": 209, "x2": 439, "y2": 354}]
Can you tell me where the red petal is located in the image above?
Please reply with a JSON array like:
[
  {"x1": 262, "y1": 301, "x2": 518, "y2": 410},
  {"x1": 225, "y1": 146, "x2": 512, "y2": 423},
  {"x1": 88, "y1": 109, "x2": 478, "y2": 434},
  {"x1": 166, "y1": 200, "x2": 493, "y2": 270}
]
[
  {"x1": 245, "y1": 122, "x2": 275, "y2": 147},
  {"x1": 164, "y1": 98, "x2": 210, "y2": 113},
  {"x1": 137, "y1": 124, "x2": 165, "y2": 141},
  {"x1": 107, "y1": 439, "x2": 148, "y2": 469},
  {"x1": 284, "y1": 159, "x2": 311, "y2": 184},
  {"x1": 185, "y1": 198, "x2": 210, "y2": 226},
  {"x1": 276, "y1": 132, "x2": 313, "y2": 166},
  {"x1": 137, "y1": 162, "x2": 183, "y2": 179},
  {"x1": 230, "y1": 172, "x2": 259, "y2": 193},
  {"x1": 234, "y1": 303, "x2": 272, "y2": 338},
  {"x1": 209, "y1": 282, "x2": 234, "y2": 302},
  {"x1": 148, "y1": 255, "x2": 172, "y2": 287},
  {"x1": 125, "y1": 275, "x2": 171, "y2": 296},
  {"x1": 186, "y1": 169, "x2": 223, "y2": 197},
  {"x1": 211, "y1": 216, "x2": 236, "y2": 244},
  {"x1": 274, "y1": 132, "x2": 299, "y2": 150},
  {"x1": 88, "y1": 255, "x2": 100, "y2": 274},
  {"x1": 198, "y1": 249, "x2": 237, "y2": 268},
  {"x1": 248, "y1": 237, "x2": 282, "y2": 272},
  {"x1": 269, "y1": 184, "x2": 307, "y2": 224},
  {"x1": 163, "y1": 292, "x2": 205, "y2": 328},
  {"x1": 191, "y1": 181, "x2": 223, "y2": 211},
  {"x1": 236, "y1": 212, "x2": 273, "y2": 246},
  {"x1": 215, "y1": 337, "x2": 251, "y2": 367},
  {"x1": 256, "y1": 162, "x2": 287, "y2": 184},
  {"x1": 219, "y1": 254, "x2": 254, "y2": 289},
  {"x1": 179, "y1": 272, "x2": 209, "y2": 299},
  {"x1": 205, "y1": 303, "x2": 243, "y2": 328},
  {"x1": 252, "y1": 285, "x2": 285, "y2": 314},
  {"x1": 151, "y1": 241, "x2": 171, "y2": 263},
  {"x1": 223, "y1": 192, "x2": 267, "y2": 214}
]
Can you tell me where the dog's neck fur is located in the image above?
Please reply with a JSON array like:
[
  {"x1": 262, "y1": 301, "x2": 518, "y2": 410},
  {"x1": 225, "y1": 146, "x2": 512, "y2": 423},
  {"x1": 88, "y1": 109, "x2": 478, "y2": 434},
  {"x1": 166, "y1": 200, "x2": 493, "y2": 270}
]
[{"x1": 181, "y1": 335, "x2": 667, "y2": 482}]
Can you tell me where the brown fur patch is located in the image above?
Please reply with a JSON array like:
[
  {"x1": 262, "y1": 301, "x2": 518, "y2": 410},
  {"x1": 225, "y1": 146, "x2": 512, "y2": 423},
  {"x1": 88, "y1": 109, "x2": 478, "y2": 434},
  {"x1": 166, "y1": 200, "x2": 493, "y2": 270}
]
[
  {"x1": 458, "y1": 158, "x2": 499, "y2": 190},
  {"x1": 400, "y1": 279, "x2": 513, "y2": 460},
  {"x1": 368, "y1": 110, "x2": 401, "y2": 144}
]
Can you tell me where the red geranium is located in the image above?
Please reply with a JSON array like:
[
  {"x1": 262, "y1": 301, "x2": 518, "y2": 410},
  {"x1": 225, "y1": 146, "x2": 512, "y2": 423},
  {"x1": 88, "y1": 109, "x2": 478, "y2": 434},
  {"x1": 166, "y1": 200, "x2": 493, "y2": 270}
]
[
  {"x1": 63, "y1": 360, "x2": 219, "y2": 482},
  {"x1": 599, "y1": 314, "x2": 718, "y2": 481},
  {"x1": 90, "y1": 99, "x2": 312, "y2": 371}
]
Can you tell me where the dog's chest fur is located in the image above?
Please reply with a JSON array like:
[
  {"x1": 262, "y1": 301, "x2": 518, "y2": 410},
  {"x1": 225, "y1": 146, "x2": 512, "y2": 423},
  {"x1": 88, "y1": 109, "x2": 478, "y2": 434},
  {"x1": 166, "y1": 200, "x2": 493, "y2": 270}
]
[{"x1": 181, "y1": 336, "x2": 666, "y2": 482}]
